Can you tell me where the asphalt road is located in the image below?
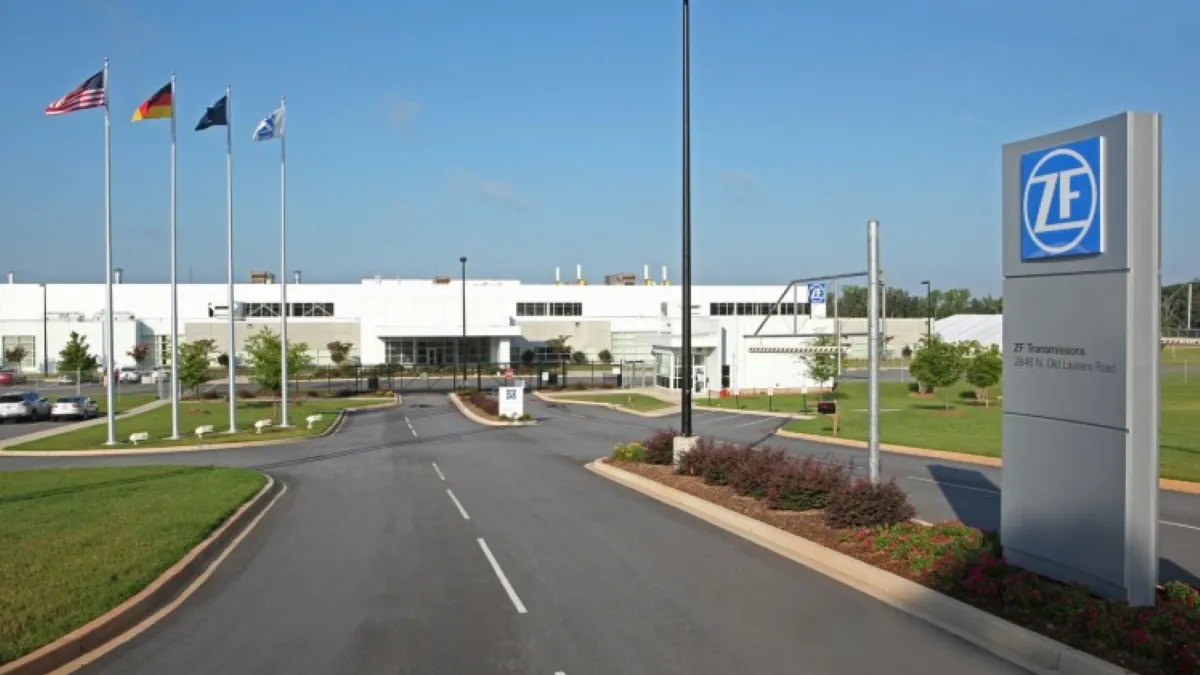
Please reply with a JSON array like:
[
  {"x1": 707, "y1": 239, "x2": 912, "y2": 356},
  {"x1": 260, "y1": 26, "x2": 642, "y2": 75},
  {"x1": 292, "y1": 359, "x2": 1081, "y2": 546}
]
[
  {"x1": 533, "y1": 399, "x2": 1200, "y2": 586},
  {"x1": 0, "y1": 395, "x2": 1028, "y2": 674}
]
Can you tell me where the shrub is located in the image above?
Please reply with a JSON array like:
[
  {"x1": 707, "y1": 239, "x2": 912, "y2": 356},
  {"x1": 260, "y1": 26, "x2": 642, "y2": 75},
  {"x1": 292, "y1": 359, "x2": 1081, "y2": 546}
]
[
  {"x1": 695, "y1": 441, "x2": 744, "y2": 487},
  {"x1": 641, "y1": 427, "x2": 677, "y2": 465},
  {"x1": 675, "y1": 437, "x2": 715, "y2": 475},
  {"x1": 464, "y1": 391, "x2": 499, "y2": 417},
  {"x1": 730, "y1": 446, "x2": 789, "y2": 498},
  {"x1": 824, "y1": 477, "x2": 915, "y2": 529},
  {"x1": 519, "y1": 412, "x2": 533, "y2": 421},
  {"x1": 334, "y1": 387, "x2": 357, "y2": 398},
  {"x1": 611, "y1": 441, "x2": 645, "y2": 463},
  {"x1": 237, "y1": 388, "x2": 257, "y2": 399},
  {"x1": 307, "y1": 390, "x2": 322, "y2": 398},
  {"x1": 199, "y1": 390, "x2": 221, "y2": 400},
  {"x1": 765, "y1": 456, "x2": 850, "y2": 511}
]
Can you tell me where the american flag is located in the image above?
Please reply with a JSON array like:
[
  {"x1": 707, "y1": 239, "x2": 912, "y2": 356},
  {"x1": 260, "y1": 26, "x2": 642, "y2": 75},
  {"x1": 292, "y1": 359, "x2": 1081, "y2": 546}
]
[{"x1": 45, "y1": 69, "x2": 106, "y2": 116}]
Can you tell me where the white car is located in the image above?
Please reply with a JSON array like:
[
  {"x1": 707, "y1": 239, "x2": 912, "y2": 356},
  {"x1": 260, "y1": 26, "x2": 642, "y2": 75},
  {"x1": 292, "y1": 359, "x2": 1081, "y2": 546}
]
[
  {"x1": 117, "y1": 369, "x2": 141, "y2": 383},
  {"x1": 0, "y1": 392, "x2": 51, "y2": 422},
  {"x1": 51, "y1": 395, "x2": 99, "y2": 420}
]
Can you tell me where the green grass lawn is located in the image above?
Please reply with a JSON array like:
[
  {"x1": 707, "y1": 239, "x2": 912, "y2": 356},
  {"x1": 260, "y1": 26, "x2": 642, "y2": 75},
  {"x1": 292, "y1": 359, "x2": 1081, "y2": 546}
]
[
  {"x1": 777, "y1": 373, "x2": 1200, "y2": 482},
  {"x1": 698, "y1": 391, "x2": 820, "y2": 414},
  {"x1": 0, "y1": 466, "x2": 265, "y2": 665},
  {"x1": 555, "y1": 392, "x2": 673, "y2": 412},
  {"x1": 1162, "y1": 346, "x2": 1200, "y2": 366},
  {"x1": 8, "y1": 397, "x2": 389, "y2": 451}
]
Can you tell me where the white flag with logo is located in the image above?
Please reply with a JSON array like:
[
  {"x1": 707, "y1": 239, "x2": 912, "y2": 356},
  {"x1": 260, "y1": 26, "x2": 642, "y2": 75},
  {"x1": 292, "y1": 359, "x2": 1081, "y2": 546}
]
[{"x1": 253, "y1": 107, "x2": 285, "y2": 142}]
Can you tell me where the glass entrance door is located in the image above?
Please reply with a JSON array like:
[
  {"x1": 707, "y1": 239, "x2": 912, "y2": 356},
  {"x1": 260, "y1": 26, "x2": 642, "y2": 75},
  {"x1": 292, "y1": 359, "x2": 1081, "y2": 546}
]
[{"x1": 426, "y1": 347, "x2": 441, "y2": 365}]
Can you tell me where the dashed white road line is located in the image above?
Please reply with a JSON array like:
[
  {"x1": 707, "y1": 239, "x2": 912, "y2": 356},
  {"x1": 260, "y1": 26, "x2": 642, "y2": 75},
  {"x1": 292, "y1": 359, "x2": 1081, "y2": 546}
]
[
  {"x1": 432, "y1": 462, "x2": 446, "y2": 481},
  {"x1": 404, "y1": 415, "x2": 417, "y2": 437},
  {"x1": 1162, "y1": 520, "x2": 1200, "y2": 532},
  {"x1": 704, "y1": 414, "x2": 744, "y2": 425},
  {"x1": 478, "y1": 538, "x2": 528, "y2": 614},
  {"x1": 733, "y1": 417, "x2": 771, "y2": 428},
  {"x1": 446, "y1": 489, "x2": 470, "y2": 520}
]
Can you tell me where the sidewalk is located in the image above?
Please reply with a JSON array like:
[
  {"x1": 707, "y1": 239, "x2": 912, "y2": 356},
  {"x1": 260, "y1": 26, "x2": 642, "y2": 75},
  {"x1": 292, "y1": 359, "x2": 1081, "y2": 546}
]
[{"x1": 0, "y1": 398, "x2": 168, "y2": 448}]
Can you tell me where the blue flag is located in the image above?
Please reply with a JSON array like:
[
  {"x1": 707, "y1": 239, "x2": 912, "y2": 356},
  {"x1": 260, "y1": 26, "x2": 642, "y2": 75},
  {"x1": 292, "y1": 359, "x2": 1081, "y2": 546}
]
[{"x1": 253, "y1": 106, "x2": 285, "y2": 141}]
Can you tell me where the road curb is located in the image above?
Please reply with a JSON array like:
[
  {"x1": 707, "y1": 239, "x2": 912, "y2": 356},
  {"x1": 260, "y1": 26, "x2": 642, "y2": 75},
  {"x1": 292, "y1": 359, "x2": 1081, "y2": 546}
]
[
  {"x1": 532, "y1": 390, "x2": 678, "y2": 418},
  {"x1": 0, "y1": 400, "x2": 395, "y2": 457},
  {"x1": 694, "y1": 404, "x2": 814, "y2": 421},
  {"x1": 774, "y1": 429, "x2": 1200, "y2": 495},
  {"x1": 586, "y1": 459, "x2": 1134, "y2": 675},
  {"x1": 0, "y1": 473, "x2": 285, "y2": 675},
  {"x1": 448, "y1": 393, "x2": 537, "y2": 427}
]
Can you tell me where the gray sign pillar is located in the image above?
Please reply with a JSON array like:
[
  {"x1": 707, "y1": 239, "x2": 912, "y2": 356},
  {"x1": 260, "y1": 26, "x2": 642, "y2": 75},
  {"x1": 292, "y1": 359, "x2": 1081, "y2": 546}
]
[{"x1": 1001, "y1": 112, "x2": 1161, "y2": 606}]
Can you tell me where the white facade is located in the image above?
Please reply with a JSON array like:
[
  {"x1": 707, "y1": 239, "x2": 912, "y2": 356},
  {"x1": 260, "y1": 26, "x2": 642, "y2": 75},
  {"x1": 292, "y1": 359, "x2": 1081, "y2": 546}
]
[{"x1": 0, "y1": 276, "x2": 854, "y2": 392}]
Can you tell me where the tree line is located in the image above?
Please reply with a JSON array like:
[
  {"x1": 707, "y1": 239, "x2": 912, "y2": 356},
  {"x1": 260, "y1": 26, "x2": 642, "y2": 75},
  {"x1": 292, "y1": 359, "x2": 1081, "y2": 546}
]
[{"x1": 834, "y1": 280, "x2": 1198, "y2": 328}]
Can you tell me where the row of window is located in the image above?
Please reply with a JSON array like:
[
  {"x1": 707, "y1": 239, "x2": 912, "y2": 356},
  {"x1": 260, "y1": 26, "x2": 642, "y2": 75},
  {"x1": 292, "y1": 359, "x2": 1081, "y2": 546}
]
[
  {"x1": 242, "y1": 302, "x2": 336, "y2": 318},
  {"x1": 515, "y1": 302, "x2": 583, "y2": 317},
  {"x1": 709, "y1": 302, "x2": 811, "y2": 316}
]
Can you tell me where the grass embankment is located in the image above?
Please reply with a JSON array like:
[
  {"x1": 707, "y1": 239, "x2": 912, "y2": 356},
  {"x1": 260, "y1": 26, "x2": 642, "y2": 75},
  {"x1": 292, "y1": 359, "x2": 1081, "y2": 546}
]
[
  {"x1": 8, "y1": 398, "x2": 388, "y2": 451},
  {"x1": 0, "y1": 466, "x2": 266, "y2": 664},
  {"x1": 553, "y1": 392, "x2": 673, "y2": 413},
  {"x1": 768, "y1": 374, "x2": 1200, "y2": 482}
]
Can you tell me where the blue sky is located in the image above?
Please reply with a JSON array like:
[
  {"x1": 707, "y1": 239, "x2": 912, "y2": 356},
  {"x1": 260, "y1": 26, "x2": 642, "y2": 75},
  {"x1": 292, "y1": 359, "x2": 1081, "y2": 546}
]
[{"x1": 1, "y1": 0, "x2": 1197, "y2": 295}]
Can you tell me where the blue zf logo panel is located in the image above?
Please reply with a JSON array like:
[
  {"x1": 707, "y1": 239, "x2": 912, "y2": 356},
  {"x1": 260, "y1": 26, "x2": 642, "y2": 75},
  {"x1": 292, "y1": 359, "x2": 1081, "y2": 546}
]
[
  {"x1": 1020, "y1": 136, "x2": 1104, "y2": 261},
  {"x1": 807, "y1": 283, "x2": 826, "y2": 304}
]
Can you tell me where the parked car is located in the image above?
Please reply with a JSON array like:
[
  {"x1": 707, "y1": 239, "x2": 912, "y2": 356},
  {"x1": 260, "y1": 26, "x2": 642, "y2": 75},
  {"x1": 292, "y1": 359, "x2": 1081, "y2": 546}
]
[
  {"x1": 0, "y1": 369, "x2": 26, "y2": 386},
  {"x1": 117, "y1": 369, "x2": 141, "y2": 384},
  {"x1": 51, "y1": 395, "x2": 99, "y2": 420},
  {"x1": 0, "y1": 392, "x2": 51, "y2": 422}
]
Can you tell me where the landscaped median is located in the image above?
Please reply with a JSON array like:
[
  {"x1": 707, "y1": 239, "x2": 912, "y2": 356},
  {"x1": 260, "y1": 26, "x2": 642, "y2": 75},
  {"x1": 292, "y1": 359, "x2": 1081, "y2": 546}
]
[
  {"x1": 533, "y1": 389, "x2": 676, "y2": 417},
  {"x1": 769, "y1": 375, "x2": 1200, "y2": 485},
  {"x1": 598, "y1": 428, "x2": 1199, "y2": 675},
  {"x1": 450, "y1": 390, "x2": 536, "y2": 426},
  {"x1": 0, "y1": 466, "x2": 276, "y2": 671},
  {"x1": 0, "y1": 396, "x2": 395, "y2": 453}
]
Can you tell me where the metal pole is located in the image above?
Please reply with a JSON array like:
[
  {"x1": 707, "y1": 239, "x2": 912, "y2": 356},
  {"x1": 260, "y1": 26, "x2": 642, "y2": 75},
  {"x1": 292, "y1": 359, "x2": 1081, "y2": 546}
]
[
  {"x1": 792, "y1": 283, "x2": 798, "y2": 334},
  {"x1": 461, "y1": 256, "x2": 467, "y2": 381},
  {"x1": 279, "y1": 96, "x2": 290, "y2": 427},
  {"x1": 923, "y1": 281, "x2": 932, "y2": 341},
  {"x1": 226, "y1": 86, "x2": 237, "y2": 432},
  {"x1": 41, "y1": 284, "x2": 48, "y2": 376},
  {"x1": 680, "y1": 0, "x2": 693, "y2": 436},
  {"x1": 168, "y1": 73, "x2": 180, "y2": 439},
  {"x1": 867, "y1": 220, "x2": 881, "y2": 483},
  {"x1": 833, "y1": 277, "x2": 841, "y2": 375},
  {"x1": 1188, "y1": 282, "x2": 1194, "y2": 331},
  {"x1": 880, "y1": 271, "x2": 888, "y2": 358},
  {"x1": 102, "y1": 59, "x2": 116, "y2": 446}
]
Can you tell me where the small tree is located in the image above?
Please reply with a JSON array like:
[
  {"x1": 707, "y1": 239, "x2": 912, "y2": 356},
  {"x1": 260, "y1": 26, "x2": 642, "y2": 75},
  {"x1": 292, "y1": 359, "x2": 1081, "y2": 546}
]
[
  {"x1": 597, "y1": 349, "x2": 613, "y2": 364},
  {"x1": 963, "y1": 343, "x2": 1003, "y2": 406},
  {"x1": 909, "y1": 335, "x2": 964, "y2": 408},
  {"x1": 326, "y1": 340, "x2": 353, "y2": 365},
  {"x1": 178, "y1": 339, "x2": 216, "y2": 392},
  {"x1": 901, "y1": 345, "x2": 913, "y2": 359},
  {"x1": 571, "y1": 350, "x2": 588, "y2": 365},
  {"x1": 801, "y1": 334, "x2": 840, "y2": 390},
  {"x1": 520, "y1": 349, "x2": 535, "y2": 366},
  {"x1": 4, "y1": 345, "x2": 26, "y2": 367},
  {"x1": 127, "y1": 343, "x2": 150, "y2": 365},
  {"x1": 546, "y1": 335, "x2": 572, "y2": 361},
  {"x1": 243, "y1": 327, "x2": 312, "y2": 415},
  {"x1": 58, "y1": 332, "x2": 99, "y2": 377},
  {"x1": 217, "y1": 352, "x2": 230, "y2": 367}
]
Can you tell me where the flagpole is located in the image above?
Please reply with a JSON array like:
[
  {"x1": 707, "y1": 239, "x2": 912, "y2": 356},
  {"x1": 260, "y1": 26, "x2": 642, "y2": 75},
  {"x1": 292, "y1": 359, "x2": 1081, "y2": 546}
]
[
  {"x1": 226, "y1": 85, "x2": 237, "y2": 433},
  {"x1": 168, "y1": 72, "x2": 180, "y2": 439},
  {"x1": 102, "y1": 58, "x2": 117, "y2": 446},
  {"x1": 279, "y1": 95, "x2": 290, "y2": 427}
]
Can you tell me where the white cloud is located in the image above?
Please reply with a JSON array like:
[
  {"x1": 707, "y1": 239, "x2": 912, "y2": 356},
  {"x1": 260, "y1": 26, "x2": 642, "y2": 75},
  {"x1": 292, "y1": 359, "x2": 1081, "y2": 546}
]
[{"x1": 450, "y1": 173, "x2": 532, "y2": 212}]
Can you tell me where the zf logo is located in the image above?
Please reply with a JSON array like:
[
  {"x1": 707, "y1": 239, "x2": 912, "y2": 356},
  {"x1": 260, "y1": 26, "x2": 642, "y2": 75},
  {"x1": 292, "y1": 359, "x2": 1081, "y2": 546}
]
[
  {"x1": 808, "y1": 283, "x2": 826, "y2": 304},
  {"x1": 1012, "y1": 342, "x2": 1024, "y2": 353},
  {"x1": 1019, "y1": 136, "x2": 1103, "y2": 260},
  {"x1": 505, "y1": 390, "x2": 517, "y2": 400}
]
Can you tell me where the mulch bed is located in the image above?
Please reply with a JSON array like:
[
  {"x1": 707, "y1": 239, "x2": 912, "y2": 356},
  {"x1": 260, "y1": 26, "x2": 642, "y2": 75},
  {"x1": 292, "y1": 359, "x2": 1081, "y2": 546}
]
[{"x1": 605, "y1": 458, "x2": 1189, "y2": 675}]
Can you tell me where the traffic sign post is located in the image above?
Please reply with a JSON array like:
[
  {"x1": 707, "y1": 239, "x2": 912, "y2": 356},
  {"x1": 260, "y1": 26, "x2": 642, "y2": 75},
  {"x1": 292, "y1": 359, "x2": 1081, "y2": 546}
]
[{"x1": 1001, "y1": 112, "x2": 1161, "y2": 606}]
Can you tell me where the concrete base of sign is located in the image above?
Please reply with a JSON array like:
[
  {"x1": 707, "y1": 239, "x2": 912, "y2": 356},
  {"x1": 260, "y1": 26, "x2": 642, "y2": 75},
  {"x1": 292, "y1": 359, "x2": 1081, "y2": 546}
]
[{"x1": 673, "y1": 436, "x2": 698, "y2": 470}]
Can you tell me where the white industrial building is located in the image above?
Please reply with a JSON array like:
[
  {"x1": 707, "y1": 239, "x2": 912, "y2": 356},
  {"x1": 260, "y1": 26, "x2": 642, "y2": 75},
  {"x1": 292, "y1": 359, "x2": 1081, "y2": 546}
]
[{"x1": 0, "y1": 266, "x2": 927, "y2": 394}]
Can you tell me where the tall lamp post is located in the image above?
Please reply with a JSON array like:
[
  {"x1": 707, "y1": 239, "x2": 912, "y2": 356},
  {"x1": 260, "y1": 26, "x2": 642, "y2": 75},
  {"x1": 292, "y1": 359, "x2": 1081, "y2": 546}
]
[
  {"x1": 920, "y1": 280, "x2": 932, "y2": 342},
  {"x1": 460, "y1": 256, "x2": 468, "y2": 383},
  {"x1": 680, "y1": 0, "x2": 693, "y2": 437}
]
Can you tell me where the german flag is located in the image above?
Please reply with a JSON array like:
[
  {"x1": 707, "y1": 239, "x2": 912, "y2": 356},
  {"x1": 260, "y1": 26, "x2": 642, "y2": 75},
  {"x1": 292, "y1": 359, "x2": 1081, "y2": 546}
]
[{"x1": 131, "y1": 82, "x2": 173, "y2": 122}]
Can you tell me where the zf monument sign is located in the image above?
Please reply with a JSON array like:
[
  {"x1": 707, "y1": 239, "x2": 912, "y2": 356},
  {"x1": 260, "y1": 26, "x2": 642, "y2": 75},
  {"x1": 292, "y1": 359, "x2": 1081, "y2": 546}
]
[{"x1": 1001, "y1": 112, "x2": 1161, "y2": 606}]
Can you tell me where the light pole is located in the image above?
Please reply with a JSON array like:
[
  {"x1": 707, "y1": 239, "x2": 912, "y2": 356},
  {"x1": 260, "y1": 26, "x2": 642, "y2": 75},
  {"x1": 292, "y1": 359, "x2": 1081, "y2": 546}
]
[
  {"x1": 680, "y1": 0, "x2": 693, "y2": 437},
  {"x1": 460, "y1": 256, "x2": 468, "y2": 383},
  {"x1": 921, "y1": 280, "x2": 932, "y2": 342}
]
